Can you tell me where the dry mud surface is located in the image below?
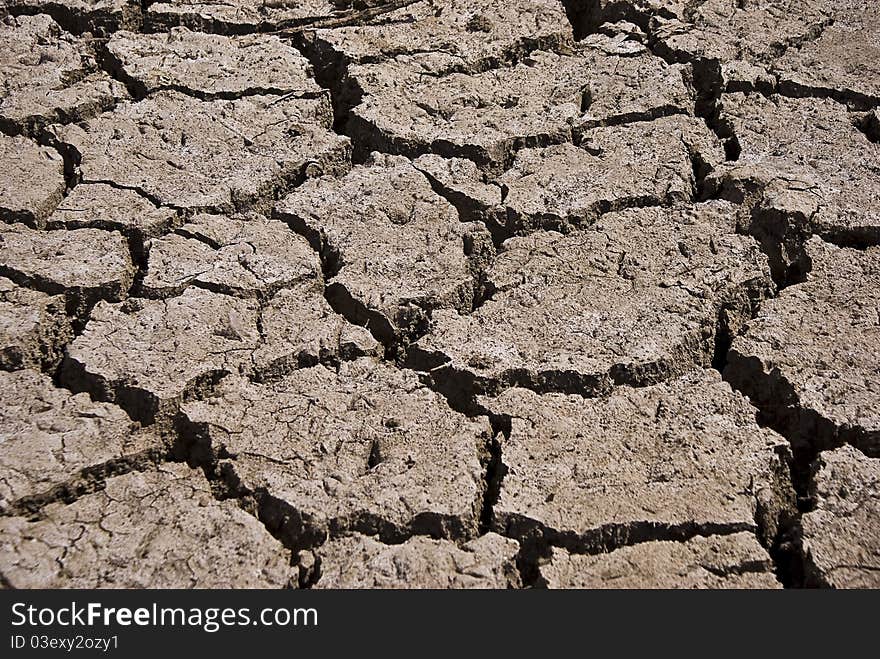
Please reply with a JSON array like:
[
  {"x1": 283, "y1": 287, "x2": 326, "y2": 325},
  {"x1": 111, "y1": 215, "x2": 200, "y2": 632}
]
[{"x1": 0, "y1": 0, "x2": 878, "y2": 589}]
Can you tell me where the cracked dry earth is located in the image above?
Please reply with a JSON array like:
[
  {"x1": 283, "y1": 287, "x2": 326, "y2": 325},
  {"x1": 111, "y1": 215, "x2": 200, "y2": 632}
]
[{"x1": 0, "y1": 0, "x2": 877, "y2": 591}]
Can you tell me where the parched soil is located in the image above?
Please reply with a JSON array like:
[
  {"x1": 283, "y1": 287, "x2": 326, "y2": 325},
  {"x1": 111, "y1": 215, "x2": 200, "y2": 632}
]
[{"x1": 1, "y1": 0, "x2": 878, "y2": 589}]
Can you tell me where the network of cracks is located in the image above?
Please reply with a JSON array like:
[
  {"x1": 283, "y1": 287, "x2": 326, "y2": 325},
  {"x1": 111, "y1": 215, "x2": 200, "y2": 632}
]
[{"x1": 0, "y1": 0, "x2": 878, "y2": 589}]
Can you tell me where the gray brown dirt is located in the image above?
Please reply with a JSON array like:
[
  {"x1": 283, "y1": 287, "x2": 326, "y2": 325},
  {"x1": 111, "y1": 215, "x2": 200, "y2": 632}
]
[
  {"x1": 801, "y1": 445, "x2": 880, "y2": 588},
  {"x1": 309, "y1": 532, "x2": 521, "y2": 588},
  {"x1": 539, "y1": 532, "x2": 781, "y2": 589},
  {"x1": 1, "y1": 0, "x2": 878, "y2": 589},
  {"x1": 410, "y1": 202, "x2": 772, "y2": 397},
  {"x1": 479, "y1": 370, "x2": 794, "y2": 552},
  {"x1": 1, "y1": 14, "x2": 127, "y2": 134}
]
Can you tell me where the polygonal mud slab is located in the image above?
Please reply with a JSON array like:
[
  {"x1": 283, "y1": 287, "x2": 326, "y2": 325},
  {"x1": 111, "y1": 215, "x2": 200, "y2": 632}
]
[
  {"x1": 0, "y1": 223, "x2": 134, "y2": 314},
  {"x1": 0, "y1": 14, "x2": 128, "y2": 135},
  {"x1": 345, "y1": 54, "x2": 582, "y2": 170},
  {"x1": 411, "y1": 154, "x2": 504, "y2": 227},
  {"x1": 57, "y1": 90, "x2": 349, "y2": 213},
  {"x1": 308, "y1": 533, "x2": 520, "y2": 589},
  {"x1": 61, "y1": 285, "x2": 379, "y2": 426},
  {"x1": 409, "y1": 202, "x2": 772, "y2": 398},
  {"x1": 250, "y1": 289, "x2": 382, "y2": 379},
  {"x1": 0, "y1": 278, "x2": 71, "y2": 372},
  {"x1": 479, "y1": 369, "x2": 794, "y2": 551},
  {"x1": 801, "y1": 445, "x2": 880, "y2": 588},
  {"x1": 538, "y1": 532, "x2": 780, "y2": 589},
  {"x1": 180, "y1": 358, "x2": 492, "y2": 549},
  {"x1": 0, "y1": 135, "x2": 66, "y2": 227},
  {"x1": 142, "y1": 213, "x2": 321, "y2": 299},
  {"x1": 146, "y1": 0, "x2": 341, "y2": 33},
  {"x1": 0, "y1": 463, "x2": 295, "y2": 588},
  {"x1": 45, "y1": 183, "x2": 178, "y2": 245},
  {"x1": 275, "y1": 153, "x2": 493, "y2": 347},
  {"x1": 0, "y1": 369, "x2": 163, "y2": 514},
  {"x1": 570, "y1": 34, "x2": 695, "y2": 133},
  {"x1": 709, "y1": 93, "x2": 880, "y2": 273},
  {"x1": 772, "y1": 4, "x2": 880, "y2": 108},
  {"x1": 496, "y1": 115, "x2": 723, "y2": 235},
  {"x1": 0, "y1": 0, "x2": 143, "y2": 33},
  {"x1": 725, "y1": 239, "x2": 880, "y2": 457},
  {"x1": 347, "y1": 43, "x2": 693, "y2": 171},
  {"x1": 650, "y1": 0, "x2": 831, "y2": 67},
  {"x1": 106, "y1": 27, "x2": 327, "y2": 99},
  {"x1": 305, "y1": 0, "x2": 572, "y2": 77}
]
